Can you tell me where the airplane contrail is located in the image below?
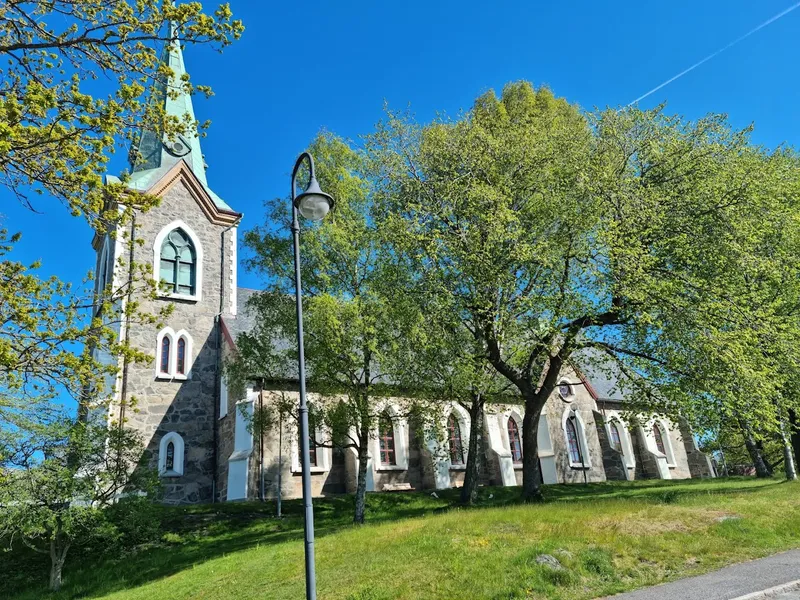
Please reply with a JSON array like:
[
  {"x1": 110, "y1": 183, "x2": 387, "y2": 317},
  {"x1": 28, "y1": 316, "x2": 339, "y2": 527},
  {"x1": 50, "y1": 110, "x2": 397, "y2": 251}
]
[{"x1": 629, "y1": 1, "x2": 800, "y2": 105}]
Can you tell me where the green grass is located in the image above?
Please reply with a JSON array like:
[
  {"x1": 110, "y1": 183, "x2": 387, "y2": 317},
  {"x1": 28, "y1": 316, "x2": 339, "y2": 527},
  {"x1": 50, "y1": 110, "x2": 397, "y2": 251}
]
[{"x1": 5, "y1": 477, "x2": 800, "y2": 600}]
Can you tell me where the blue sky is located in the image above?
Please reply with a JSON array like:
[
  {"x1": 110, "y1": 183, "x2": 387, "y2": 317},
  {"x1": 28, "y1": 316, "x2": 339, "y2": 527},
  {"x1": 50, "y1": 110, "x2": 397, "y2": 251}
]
[{"x1": 3, "y1": 0, "x2": 800, "y2": 294}]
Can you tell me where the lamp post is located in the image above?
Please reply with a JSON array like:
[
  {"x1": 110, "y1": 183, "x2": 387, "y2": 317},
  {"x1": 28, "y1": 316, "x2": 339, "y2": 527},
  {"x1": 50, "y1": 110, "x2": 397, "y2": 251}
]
[{"x1": 290, "y1": 151, "x2": 334, "y2": 600}]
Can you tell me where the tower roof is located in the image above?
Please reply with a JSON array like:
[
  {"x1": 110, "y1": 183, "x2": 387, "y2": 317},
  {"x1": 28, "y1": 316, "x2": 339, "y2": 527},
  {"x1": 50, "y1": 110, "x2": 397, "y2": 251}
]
[{"x1": 120, "y1": 26, "x2": 233, "y2": 211}]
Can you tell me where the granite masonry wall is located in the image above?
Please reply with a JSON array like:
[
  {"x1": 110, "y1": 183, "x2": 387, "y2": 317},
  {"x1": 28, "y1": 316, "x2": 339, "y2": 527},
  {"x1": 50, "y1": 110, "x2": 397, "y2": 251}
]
[{"x1": 119, "y1": 177, "x2": 233, "y2": 504}]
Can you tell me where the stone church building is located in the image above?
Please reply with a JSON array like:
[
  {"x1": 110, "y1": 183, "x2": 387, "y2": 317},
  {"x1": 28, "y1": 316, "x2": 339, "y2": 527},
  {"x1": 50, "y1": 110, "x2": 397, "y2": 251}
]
[{"x1": 94, "y1": 39, "x2": 714, "y2": 505}]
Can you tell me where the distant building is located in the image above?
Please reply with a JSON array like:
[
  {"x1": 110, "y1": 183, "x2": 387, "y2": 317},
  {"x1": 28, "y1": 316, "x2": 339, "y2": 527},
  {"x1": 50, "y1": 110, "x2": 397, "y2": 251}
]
[{"x1": 94, "y1": 39, "x2": 713, "y2": 505}]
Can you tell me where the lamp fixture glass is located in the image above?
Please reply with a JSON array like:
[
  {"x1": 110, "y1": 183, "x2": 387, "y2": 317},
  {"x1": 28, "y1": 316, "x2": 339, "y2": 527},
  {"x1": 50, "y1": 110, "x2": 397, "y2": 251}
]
[{"x1": 295, "y1": 176, "x2": 334, "y2": 221}]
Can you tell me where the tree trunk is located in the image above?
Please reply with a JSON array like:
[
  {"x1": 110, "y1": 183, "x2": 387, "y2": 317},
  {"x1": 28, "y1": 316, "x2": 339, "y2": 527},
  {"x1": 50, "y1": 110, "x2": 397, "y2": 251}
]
[
  {"x1": 521, "y1": 407, "x2": 543, "y2": 502},
  {"x1": 779, "y1": 419, "x2": 798, "y2": 481},
  {"x1": 740, "y1": 421, "x2": 771, "y2": 478},
  {"x1": 354, "y1": 433, "x2": 369, "y2": 524},
  {"x1": 49, "y1": 538, "x2": 68, "y2": 592},
  {"x1": 460, "y1": 395, "x2": 485, "y2": 506},
  {"x1": 789, "y1": 409, "x2": 800, "y2": 474}
]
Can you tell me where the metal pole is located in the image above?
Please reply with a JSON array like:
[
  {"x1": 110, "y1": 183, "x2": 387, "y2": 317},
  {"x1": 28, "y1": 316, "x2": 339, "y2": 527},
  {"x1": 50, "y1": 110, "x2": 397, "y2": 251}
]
[{"x1": 291, "y1": 152, "x2": 317, "y2": 600}]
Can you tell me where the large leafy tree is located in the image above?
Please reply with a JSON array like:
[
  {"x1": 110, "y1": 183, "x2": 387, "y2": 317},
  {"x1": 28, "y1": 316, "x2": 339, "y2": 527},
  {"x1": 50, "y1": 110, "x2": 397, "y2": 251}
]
[
  {"x1": 0, "y1": 0, "x2": 243, "y2": 226},
  {"x1": 237, "y1": 134, "x2": 422, "y2": 524},
  {"x1": 370, "y1": 82, "x2": 800, "y2": 500}
]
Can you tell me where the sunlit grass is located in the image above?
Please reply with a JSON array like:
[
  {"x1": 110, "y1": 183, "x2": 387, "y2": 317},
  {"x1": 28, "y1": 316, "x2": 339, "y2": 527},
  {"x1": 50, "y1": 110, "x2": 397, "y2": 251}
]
[{"x1": 5, "y1": 477, "x2": 800, "y2": 600}]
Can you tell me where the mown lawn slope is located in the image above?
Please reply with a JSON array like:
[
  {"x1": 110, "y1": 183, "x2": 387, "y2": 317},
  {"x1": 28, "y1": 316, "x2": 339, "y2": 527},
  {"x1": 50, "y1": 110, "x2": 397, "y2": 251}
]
[{"x1": 5, "y1": 478, "x2": 800, "y2": 600}]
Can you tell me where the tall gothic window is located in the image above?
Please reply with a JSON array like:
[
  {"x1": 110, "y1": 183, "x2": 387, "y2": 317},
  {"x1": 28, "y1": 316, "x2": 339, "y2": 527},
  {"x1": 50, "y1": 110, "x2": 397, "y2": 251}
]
[
  {"x1": 379, "y1": 413, "x2": 396, "y2": 465},
  {"x1": 165, "y1": 441, "x2": 175, "y2": 471},
  {"x1": 176, "y1": 338, "x2": 186, "y2": 375},
  {"x1": 609, "y1": 421, "x2": 623, "y2": 452},
  {"x1": 447, "y1": 414, "x2": 464, "y2": 465},
  {"x1": 566, "y1": 418, "x2": 582, "y2": 464},
  {"x1": 159, "y1": 228, "x2": 196, "y2": 296},
  {"x1": 160, "y1": 337, "x2": 171, "y2": 374},
  {"x1": 508, "y1": 418, "x2": 523, "y2": 463},
  {"x1": 653, "y1": 423, "x2": 667, "y2": 455}
]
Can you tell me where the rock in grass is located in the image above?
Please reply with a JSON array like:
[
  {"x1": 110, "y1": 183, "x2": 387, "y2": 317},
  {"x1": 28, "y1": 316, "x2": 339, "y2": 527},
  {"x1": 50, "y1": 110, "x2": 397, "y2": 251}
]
[{"x1": 536, "y1": 554, "x2": 564, "y2": 570}]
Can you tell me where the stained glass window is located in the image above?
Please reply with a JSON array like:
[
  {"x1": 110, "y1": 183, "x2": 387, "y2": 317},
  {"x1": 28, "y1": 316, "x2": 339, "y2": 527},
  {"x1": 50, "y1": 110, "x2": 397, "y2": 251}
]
[
  {"x1": 653, "y1": 423, "x2": 667, "y2": 455},
  {"x1": 176, "y1": 338, "x2": 186, "y2": 375},
  {"x1": 609, "y1": 421, "x2": 622, "y2": 452},
  {"x1": 160, "y1": 337, "x2": 170, "y2": 374},
  {"x1": 566, "y1": 418, "x2": 582, "y2": 464}
]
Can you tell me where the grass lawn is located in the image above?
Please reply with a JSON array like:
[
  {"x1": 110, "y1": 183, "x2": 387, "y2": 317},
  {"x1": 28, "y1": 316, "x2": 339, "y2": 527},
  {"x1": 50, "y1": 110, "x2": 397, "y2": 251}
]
[{"x1": 4, "y1": 477, "x2": 800, "y2": 600}]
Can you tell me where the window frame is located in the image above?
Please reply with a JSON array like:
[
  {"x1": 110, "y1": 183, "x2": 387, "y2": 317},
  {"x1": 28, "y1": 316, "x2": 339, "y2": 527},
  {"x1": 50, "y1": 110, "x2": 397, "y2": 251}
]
[
  {"x1": 152, "y1": 220, "x2": 204, "y2": 302},
  {"x1": 562, "y1": 408, "x2": 592, "y2": 469},
  {"x1": 447, "y1": 413, "x2": 465, "y2": 466},
  {"x1": 155, "y1": 327, "x2": 192, "y2": 380},
  {"x1": 507, "y1": 416, "x2": 523, "y2": 464},
  {"x1": 378, "y1": 413, "x2": 397, "y2": 466},
  {"x1": 158, "y1": 431, "x2": 185, "y2": 477}
]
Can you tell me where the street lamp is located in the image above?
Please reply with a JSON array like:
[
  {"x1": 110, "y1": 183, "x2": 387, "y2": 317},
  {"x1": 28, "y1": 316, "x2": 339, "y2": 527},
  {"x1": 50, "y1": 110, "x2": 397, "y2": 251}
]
[{"x1": 290, "y1": 151, "x2": 334, "y2": 600}]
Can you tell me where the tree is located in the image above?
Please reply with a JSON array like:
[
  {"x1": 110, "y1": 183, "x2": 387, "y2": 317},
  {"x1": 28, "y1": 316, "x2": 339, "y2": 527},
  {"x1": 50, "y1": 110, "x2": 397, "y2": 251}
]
[
  {"x1": 0, "y1": 1, "x2": 243, "y2": 227},
  {"x1": 370, "y1": 82, "x2": 800, "y2": 501},
  {"x1": 238, "y1": 134, "x2": 421, "y2": 524},
  {"x1": 0, "y1": 417, "x2": 159, "y2": 591}
]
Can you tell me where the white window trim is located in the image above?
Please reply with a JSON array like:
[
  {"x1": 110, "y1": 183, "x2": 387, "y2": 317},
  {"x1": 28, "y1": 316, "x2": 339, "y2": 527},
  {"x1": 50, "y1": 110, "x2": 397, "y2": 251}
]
[
  {"x1": 505, "y1": 411, "x2": 524, "y2": 467},
  {"x1": 557, "y1": 379, "x2": 575, "y2": 401},
  {"x1": 372, "y1": 403, "x2": 409, "y2": 471},
  {"x1": 649, "y1": 419, "x2": 677, "y2": 467},
  {"x1": 153, "y1": 219, "x2": 204, "y2": 302},
  {"x1": 155, "y1": 327, "x2": 193, "y2": 380},
  {"x1": 96, "y1": 236, "x2": 110, "y2": 297},
  {"x1": 159, "y1": 431, "x2": 185, "y2": 477},
  {"x1": 562, "y1": 408, "x2": 592, "y2": 469},
  {"x1": 606, "y1": 417, "x2": 636, "y2": 469},
  {"x1": 444, "y1": 403, "x2": 471, "y2": 471},
  {"x1": 291, "y1": 406, "x2": 330, "y2": 474},
  {"x1": 219, "y1": 374, "x2": 229, "y2": 419}
]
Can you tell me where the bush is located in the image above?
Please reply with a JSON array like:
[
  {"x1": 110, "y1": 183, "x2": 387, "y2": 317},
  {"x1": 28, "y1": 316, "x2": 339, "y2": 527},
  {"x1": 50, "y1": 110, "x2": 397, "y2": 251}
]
[{"x1": 105, "y1": 497, "x2": 162, "y2": 548}]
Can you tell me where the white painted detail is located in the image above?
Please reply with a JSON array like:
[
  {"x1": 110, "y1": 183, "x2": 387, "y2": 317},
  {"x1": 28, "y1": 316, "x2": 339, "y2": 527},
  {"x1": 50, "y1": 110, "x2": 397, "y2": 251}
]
[
  {"x1": 227, "y1": 390, "x2": 256, "y2": 501},
  {"x1": 229, "y1": 227, "x2": 237, "y2": 315},
  {"x1": 219, "y1": 374, "x2": 229, "y2": 419},
  {"x1": 562, "y1": 408, "x2": 592, "y2": 468},
  {"x1": 152, "y1": 219, "x2": 204, "y2": 302},
  {"x1": 371, "y1": 402, "x2": 409, "y2": 471},
  {"x1": 154, "y1": 327, "x2": 193, "y2": 380},
  {"x1": 158, "y1": 431, "x2": 185, "y2": 477}
]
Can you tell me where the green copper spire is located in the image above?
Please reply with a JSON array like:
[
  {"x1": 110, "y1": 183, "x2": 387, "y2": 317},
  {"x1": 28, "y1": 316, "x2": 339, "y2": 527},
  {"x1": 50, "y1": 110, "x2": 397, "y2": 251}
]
[{"x1": 125, "y1": 24, "x2": 232, "y2": 211}]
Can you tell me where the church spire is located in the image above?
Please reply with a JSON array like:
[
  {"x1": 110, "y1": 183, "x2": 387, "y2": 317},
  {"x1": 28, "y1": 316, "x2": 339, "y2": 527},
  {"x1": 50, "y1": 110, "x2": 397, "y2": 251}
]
[{"x1": 129, "y1": 24, "x2": 208, "y2": 187}]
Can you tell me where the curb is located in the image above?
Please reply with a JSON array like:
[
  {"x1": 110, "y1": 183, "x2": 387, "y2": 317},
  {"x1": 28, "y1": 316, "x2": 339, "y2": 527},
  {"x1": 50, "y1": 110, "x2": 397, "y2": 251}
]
[{"x1": 731, "y1": 580, "x2": 800, "y2": 600}]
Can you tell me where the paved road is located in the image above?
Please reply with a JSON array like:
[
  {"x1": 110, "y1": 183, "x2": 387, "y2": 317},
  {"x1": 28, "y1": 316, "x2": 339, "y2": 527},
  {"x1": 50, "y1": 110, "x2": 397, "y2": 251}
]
[{"x1": 602, "y1": 550, "x2": 800, "y2": 600}]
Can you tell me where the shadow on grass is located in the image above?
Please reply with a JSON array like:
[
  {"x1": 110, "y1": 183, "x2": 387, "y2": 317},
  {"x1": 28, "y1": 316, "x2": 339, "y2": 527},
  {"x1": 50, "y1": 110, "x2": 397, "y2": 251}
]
[{"x1": 3, "y1": 476, "x2": 782, "y2": 599}]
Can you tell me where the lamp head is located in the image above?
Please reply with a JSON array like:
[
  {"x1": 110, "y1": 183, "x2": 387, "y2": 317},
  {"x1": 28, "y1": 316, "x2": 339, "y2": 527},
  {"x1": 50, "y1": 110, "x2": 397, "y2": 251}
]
[{"x1": 295, "y1": 176, "x2": 334, "y2": 221}]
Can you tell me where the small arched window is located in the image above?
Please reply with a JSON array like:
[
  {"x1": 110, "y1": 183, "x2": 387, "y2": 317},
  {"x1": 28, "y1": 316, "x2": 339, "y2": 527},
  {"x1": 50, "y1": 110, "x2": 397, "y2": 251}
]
[
  {"x1": 160, "y1": 337, "x2": 171, "y2": 374},
  {"x1": 159, "y1": 228, "x2": 196, "y2": 296},
  {"x1": 176, "y1": 338, "x2": 186, "y2": 375},
  {"x1": 165, "y1": 441, "x2": 175, "y2": 471},
  {"x1": 507, "y1": 418, "x2": 523, "y2": 463},
  {"x1": 379, "y1": 413, "x2": 396, "y2": 465},
  {"x1": 609, "y1": 421, "x2": 623, "y2": 452},
  {"x1": 653, "y1": 423, "x2": 667, "y2": 455},
  {"x1": 307, "y1": 406, "x2": 318, "y2": 467},
  {"x1": 566, "y1": 418, "x2": 583, "y2": 464},
  {"x1": 448, "y1": 414, "x2": 464, "y2": 465}
]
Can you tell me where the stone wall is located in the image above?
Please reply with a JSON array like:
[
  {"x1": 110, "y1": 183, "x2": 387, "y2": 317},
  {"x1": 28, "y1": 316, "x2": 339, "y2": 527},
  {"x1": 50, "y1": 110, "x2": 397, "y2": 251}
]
[{"x1": 120, "y1": 177, "x2": 232, "y2": 504}]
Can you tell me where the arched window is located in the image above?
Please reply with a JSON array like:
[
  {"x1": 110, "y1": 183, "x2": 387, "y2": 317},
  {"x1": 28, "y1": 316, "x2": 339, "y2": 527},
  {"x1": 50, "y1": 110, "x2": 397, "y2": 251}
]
[
  {"x1": 448, "y1": 414, "x2": 464, "y2": 465},
  {"x1": 307, "y1": 406, "x2": 318, "y2": 467},
  {"x1": 158, "y1": 432, "x2": 185, "y2": 477},
  {"x1": 159, "y1": 228, "x2": 196, "y2": 296},
  {"x1": 165, "y1": 441, "x2": 175, "y2": 471},
  {"x1": 653, "y1": 423, "x2": 667, "y2": 455},
  {"x1": 379, "y1": 413, "x2": 396, "y2": 465},
  {"x1": 507, "y1": 418, "x2": 523, "y2": 463},
  {"x1": 160, "y1": 337, "x2": 171, "y2": 374},
  {"x1": 609, "y1": 421, "x2": 623, "y2": 452},
  {"x1": 176, "y1": 338, "x2": 186, "y2": 375},
  {"x1": 566, "y1": 418, "x2": 583, "y2": 464}
]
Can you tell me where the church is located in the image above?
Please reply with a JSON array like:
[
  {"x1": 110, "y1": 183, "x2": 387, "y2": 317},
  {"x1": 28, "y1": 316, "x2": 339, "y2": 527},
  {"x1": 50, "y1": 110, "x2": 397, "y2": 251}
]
[{"x1": 93, "y1": 38, "x2": 715, "y2": 505}]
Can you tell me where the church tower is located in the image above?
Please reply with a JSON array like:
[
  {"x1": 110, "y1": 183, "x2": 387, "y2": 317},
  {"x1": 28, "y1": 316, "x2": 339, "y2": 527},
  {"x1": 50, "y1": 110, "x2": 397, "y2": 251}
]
[{"x1": 96, "y1": 32, "x2": 241, "y2": 504}]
